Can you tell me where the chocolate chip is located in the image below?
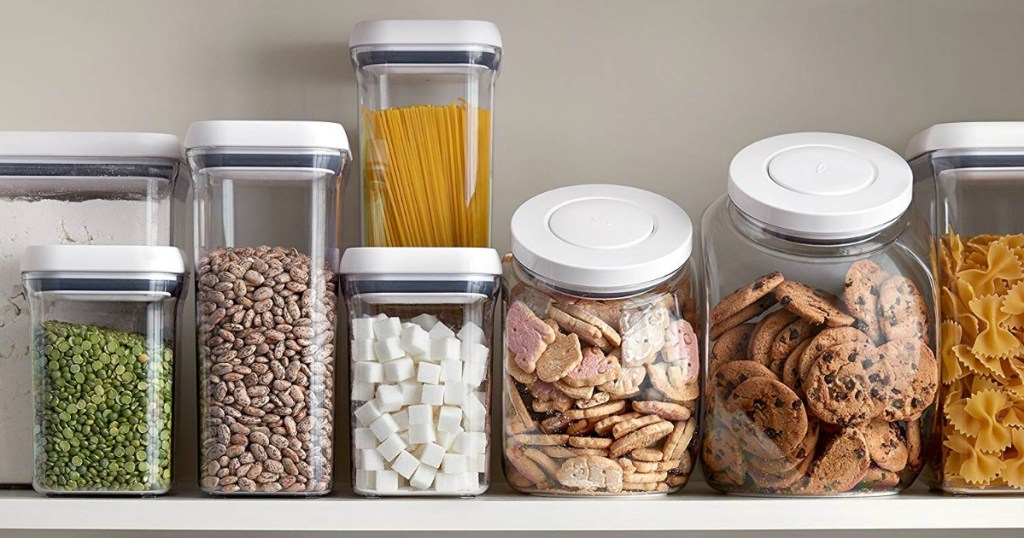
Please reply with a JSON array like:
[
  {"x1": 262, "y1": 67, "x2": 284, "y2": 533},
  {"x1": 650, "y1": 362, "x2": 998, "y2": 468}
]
[
  {"x1": 843, "y1": 379, "x2": 856, "y2": 390},
  {"x1": 854, "y1": 448, "x2": 866, "y2": 459},
  {"x1": 824, "y1": 373, "x2": 836, "y2": 384},
  {"x1": 780, "y1": 296, "x2": 792, "y2": 306}
]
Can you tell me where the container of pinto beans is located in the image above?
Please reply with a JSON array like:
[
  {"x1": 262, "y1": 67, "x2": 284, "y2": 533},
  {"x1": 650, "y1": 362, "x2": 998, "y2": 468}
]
[{"x1": 185, "y1": 121, "x2": 350, "y2": 496}]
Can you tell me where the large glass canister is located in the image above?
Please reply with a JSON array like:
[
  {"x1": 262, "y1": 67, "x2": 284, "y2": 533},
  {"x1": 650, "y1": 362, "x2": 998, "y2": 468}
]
[
  {"x1": 907, "y1": 122, "x2": 1024, "y2": 494},
  {"x1": 0, "y1": 132, "x2": 180, "y2": 487},
  {"x1": 341, "y1": 247, "x2": 501, "y2": 496},
  {"x1": 701, "y1": 133, "x2": 937, "y2": 496},
  {"x1": 185, "y1": 121, "x2": 350, "y2": 496},
  {"x1": 350, "y1": 20, "x2": 502, "y2": 248},
  {"x1": 21, "y1": 245, "x2": 185, "y2": 495},
  {"x1": 503, "y1": 184, "x2": 700, "y2": 496}
]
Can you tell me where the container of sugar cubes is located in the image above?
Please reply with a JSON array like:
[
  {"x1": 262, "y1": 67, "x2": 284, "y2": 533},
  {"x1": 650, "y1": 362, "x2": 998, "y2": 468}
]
[{"x1": 340, "y1": 247, "x2": 502, "y2": 496}]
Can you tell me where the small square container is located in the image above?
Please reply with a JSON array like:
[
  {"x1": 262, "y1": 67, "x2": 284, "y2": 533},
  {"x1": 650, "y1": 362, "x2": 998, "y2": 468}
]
[
  {"x1": 21, "y1": 245, "x2": 185, "y2": 495},
  {"x1": 341, "y1": 247, "x2": 502, "y2": 496}
]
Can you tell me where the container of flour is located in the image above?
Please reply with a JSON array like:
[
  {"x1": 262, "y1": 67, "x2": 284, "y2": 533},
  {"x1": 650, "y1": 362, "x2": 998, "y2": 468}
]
[{"x1": 0, "y1": 131, "x2": 181, "y2": 486}]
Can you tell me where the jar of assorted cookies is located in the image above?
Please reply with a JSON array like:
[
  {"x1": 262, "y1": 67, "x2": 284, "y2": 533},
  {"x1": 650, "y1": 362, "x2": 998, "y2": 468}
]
[
  {"x1": 502, "y1": 184, "x2": 700, "y2": 496},
  {"x1": 907, "y1": 122, "x2": 1024, "y2": 494},
  {"x1": 701, "y1": 133, "x2": 937, "y2": 496}
]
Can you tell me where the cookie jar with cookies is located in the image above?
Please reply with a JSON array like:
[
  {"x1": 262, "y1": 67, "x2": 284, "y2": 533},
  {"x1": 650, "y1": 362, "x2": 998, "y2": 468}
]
[
  {"x1": 341, "y1": 248, "x2": 502, "y2": 496},
  {"x1": 502, "y1": 184, "x2": 700, "y2": 496},
  {"x1": 701, "y1": 133, "x2": 937, "y2": 496},
  {"x1": 907, "y1": 122, "x2": 1024, "y2": 494}
]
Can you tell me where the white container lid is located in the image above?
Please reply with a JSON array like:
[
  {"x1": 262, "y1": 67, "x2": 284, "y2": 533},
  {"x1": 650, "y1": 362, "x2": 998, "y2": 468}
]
[
  {"x1": 184, "y1": 121, "x2": 350, "y2": 154},
  {"x1": 341, "y1": 248, "x2": 502, "y2": 277},
  {"x1": 511, "y1": 184, "x2": 693, "y2": 293},
  {"x1": 728, "y1": 132, "x2": 912, "y2": 241},
  {"x1": 349, "y1": 20, "x2": 502, "y2": 50},
  {"x1": 21, "y1": 246, "x2": 186, "y2": 275},
  {"x1": 905, "y1": 122, "x2": 1024, "y2": 160},
  {"x1": 0, "y1": 132, "x2": 179, "y2": 160}
]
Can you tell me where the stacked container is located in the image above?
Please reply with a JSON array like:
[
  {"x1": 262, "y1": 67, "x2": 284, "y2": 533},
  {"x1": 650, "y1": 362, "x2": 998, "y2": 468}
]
[
  {"x1": 502, "y1": 185, "x2": 700, "y2": 496},
  {"x1": 185, "y1": 121, "x2": 349, "y2": 495},
  {"x1": 341, "y1": 247, "x2": 502, "y2": 496},
  {"x1": 0, "y1": 132, "x2": 180, "y2": 487},
  {"x1": 351, "y1": 20, "x2": 501, "y2": 247},
  {"x1": 907, "y1": 122, "x2": 1024, "y2": 494},
  {"x1": 701, "y1": 133, "x2": 936, "y2": 495}
]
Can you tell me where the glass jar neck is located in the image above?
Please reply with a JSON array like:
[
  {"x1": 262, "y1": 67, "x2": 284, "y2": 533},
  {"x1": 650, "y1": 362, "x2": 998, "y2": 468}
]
[{"x1": 510, "y1": 259, "x2": 680, "y2": 301}]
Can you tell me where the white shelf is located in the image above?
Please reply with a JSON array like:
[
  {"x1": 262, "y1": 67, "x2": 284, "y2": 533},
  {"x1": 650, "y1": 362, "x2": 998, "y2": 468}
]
[{"x1": 0, "y1": 482, "x2": 1022, "y2": 531}]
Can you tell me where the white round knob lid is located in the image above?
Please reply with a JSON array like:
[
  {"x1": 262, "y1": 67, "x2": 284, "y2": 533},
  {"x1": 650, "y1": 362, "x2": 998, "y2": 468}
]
[
  {"x1": 728, "y1": 132, "x2": 912, "y2": 240},
  {"x1": 511, "y1": 184, "x2": 692, "y2": 293}
]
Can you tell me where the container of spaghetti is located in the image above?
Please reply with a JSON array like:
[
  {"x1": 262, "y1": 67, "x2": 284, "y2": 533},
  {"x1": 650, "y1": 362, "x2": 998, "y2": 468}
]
[{"x1": 350, "y1": 20, "x2": 501, "y2": 248}]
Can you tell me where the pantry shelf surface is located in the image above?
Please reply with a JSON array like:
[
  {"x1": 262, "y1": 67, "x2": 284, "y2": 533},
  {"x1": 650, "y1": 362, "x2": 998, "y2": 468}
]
[{"x1": 0, "y1": 482, "x2": 1021, "y2": 531}]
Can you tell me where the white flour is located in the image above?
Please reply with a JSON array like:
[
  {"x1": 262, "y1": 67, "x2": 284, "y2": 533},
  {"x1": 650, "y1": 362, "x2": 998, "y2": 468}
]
[{"x1": 0, "y1": 198, "x2": 166, "y2": 485}]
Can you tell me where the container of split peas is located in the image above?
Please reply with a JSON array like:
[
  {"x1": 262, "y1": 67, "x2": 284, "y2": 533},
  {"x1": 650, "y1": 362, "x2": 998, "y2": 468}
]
[{"x1": 22, "y1": 245, "x2": 185, "y2": 495}]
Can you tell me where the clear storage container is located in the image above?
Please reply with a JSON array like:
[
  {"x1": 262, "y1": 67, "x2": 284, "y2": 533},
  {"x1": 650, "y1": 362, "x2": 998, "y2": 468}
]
[
  {"x1": 907, "y1": 122, "x2": 1024, "y2": 494},
  {"x1": 0, "y1": 131, "x2": 180, "y2": 487},
  {"x1": 185, "y1": 121, "x2": 350, "y2": 496},
  {"x1": 350, "y1": 19, "x2": 501, "y2": 248},
  {"x1": 701, "y1": 132, "x2": 936, "y2": 496},
  {"x1": 502, "y1": 185, "x2": 700, "y2": 496},
  {"x1": 341, "y1": 247, "x2": 501, "y2": 496},
  {"x1": 22, "y1": 245, "x2": 185, "y2": 495}
]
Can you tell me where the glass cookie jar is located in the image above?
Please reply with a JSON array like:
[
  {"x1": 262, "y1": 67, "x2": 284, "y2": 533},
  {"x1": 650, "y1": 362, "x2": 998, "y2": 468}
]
[
  {"x1": 702, "y1": 132, "x2": 937, "y2": 496},
  {"x1": 502, "y1": 184, "x2": 700, "y2": 496},
  {"x1": 907, "y1": 122, "x2": 1024, "y2": 494}
]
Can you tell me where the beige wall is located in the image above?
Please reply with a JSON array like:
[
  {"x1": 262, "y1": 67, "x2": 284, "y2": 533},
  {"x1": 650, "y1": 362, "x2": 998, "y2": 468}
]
[{"x1": 3, "y1": 0, "x2": 1024, "y2": 536}]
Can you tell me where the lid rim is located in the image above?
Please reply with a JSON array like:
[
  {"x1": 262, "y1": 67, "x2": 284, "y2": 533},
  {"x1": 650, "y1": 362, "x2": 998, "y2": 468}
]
[
  {"x1": 184, "y1": 121, "x2": 351, "y2": 154},
  {"x1": 339, "y1": 247, "x2": 502, "y2": 277},
  {"x1": 0, "y1": 132, "x2": 180, "y2": 160},
  {"x1": 20, "y1": 246, "x2": 186, "y2": 275},
  {"x1": 349, "y1": 20, "x2": 503, "y2": 49},
  {"x1": 905, "y1": 122, "x2": 1024, "y2": 160}
]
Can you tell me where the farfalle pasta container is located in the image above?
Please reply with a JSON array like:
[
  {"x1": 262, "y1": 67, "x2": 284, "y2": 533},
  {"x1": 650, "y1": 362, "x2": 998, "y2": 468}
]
[
  {"x1": 502, "y1": 184, "x2": 700, "y2": 496},
  {"x1": 907, "y1": 122, "x2": 1024, "y2": 493},
  {"x1": 702, "y1": 133, "x2": 937, "y2": 496}
]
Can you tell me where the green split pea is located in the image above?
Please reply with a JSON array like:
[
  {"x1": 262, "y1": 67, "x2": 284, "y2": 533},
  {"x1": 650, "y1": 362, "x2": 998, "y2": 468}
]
[{"x1": 36, "y1": 321, "x2": 173, "y2": 493}]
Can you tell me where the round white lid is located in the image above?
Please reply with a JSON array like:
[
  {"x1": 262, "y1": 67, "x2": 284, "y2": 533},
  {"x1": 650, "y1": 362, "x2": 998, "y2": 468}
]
[
  {"x1": 21, "y1": 246, "x2": 186, "y2": 275},
  {"x1": 0, "y1": 132, "x2": 179, "y2": 160},
  {"x1": 340, "y1": 247, "x2": 502, "y2": 277},
  {"x1": 728, "y1": 132, "x2": 912, "y2": 240},
  {"x1": 511, "y1": 184, "x2": 693, "y2": 293},
  {"x1": 349, "y1": 20, "x2": 502, "y2": 50},
  {"x1": 905, "y1": 122, "x2": 1024, "y2": 160},
  {"x1": 184, "y1": 121, "x2": 350, "y2": 154}
]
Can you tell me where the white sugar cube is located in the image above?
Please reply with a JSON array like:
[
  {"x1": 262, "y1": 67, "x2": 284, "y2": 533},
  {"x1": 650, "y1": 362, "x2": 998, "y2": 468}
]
[
  {"x1": 443, "y1": 454, "x2": 468, "y2": 474},
  {"x1": 419, "y1": 442, "x2": 446, "y2": 468},
  {"x1": 399, "y1": 380, "x2": 422, "y2": 406},
  {"x1": 469, "y1": 453, "x2": 487, "y2": 473},
  {"x1": 437, "y1": 426, "x2": 463, "y2": 451},
  {"x1": 373, "y1": 316, "x2": 402, "y2": 340},
  {"x1": 463, "y1": 358, "x2": 487, "y2": 389},
  {"x1": 421, "y1": 384, "x2": 445, "y2": 405},
  {"x1": 360, "y1": 448, "x2": 385, "y2": 471},
  {"x1": 409, "y1": 422, "x2": 436, "y2": 445},
  {"x1": 375, "y1": 385, "x2": 404, "y2": 413},
  {"x1": 460, "y1": 472, "x2": 479, "y2": 491},
  {"x1": 400, "y1": 325, "x2": 431, "y2": 357},
  {"x1": 392, "y1": 450, "x2": 420, "y2": 479},
  {"x1": 374, "y1": 337, "x2": 405, "y2": 362},
  {"x1": 433, "y1": 338, "x2": 461, "y2": 364},
  {"x1": 402, "y1": 322, "x2": 416, "y2": 330},
  {"x1": 438, "y1": 405, "x2": 462, "y2": 433},
  {"x1": 393, "y1": 408, "x2": 410, "y2": 432},
  {"x1": 411, "y1": 314, "x2": 439, "y2": 331},
  {"x1": 399, "y1": 429, "x2": 410, "y2": 444},
  {"x1": 352, "y1": 317, "x2": 376, "y2": 341},
  {"x1": 461, "y1": 341, "x2": 489, "y2": 363},
  {"x1": 443, "y1": 382, "x2": 467, "y2": 405},
  {"x1": 375, "y1": 469, "x2": 399, "y2": 492},
  {"x1": 428, "y1": 322, "x2": 455, "y2": 341},
  {"x1": 351, "y1": 339, "x2": 376, "y2": 362},
  {"x1": 410, "y1": 464, "x2": 437, "y2": 490},
  {"x1": 354, "y1": 401, "x2": 382, "y2": 426},
  {"x1": 376, "y1": 434, "x2": 407, "y2": 461},
  {"x1": 355, "y1": 469, "x2": 375, "y2": 490},
  {"x1": 434, "y1": 472, "x2": 459, "y2": 493},
  {"x1": 384, "y1": 357, "x2": 415, "y2": 382},
  {"x1": 463, "y1": 393, "x2": 487, "y2": 432},
  {"x1": 440, "y1": 359, "x2": 463, "y2": 383},
  {"x1": 370, "y1": 413, "x2": 400, "y2": 441},
  {"x1": 453, "y1": 431, "x2": 488, "y2": 455},
  {"x1": 354, "y1": 427, "x2": 376, "y2": 450},
  {"x1": 408, "y1": 404, "x2": 433, "y2": 425},
  {"x1": 351, "y1": 382, "x2": 376, "y2": 402},
  {"x1": 417, "y1": 362, "x2": 442, "y2": 385},
  {"x1": 354, "y1": 361, "x2": 383, "y2": 384},
  {"x1": 457, "y1": 322, "x2": 485, "y2": 346}
]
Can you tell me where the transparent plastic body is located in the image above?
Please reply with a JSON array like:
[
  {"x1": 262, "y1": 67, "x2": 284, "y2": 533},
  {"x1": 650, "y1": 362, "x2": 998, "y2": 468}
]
[
  {"x1": 501, "y1": 260, "x2": 700, "y2": 496},
  {"x1": 190, "y1": 148, "x2": 347, "y2": 496},
  {"x1": 24, "y1": 275, "x2": 183, "y2": 495},
  {"x1": 701, "y1": 197, "x2": 937, "y2": 496},
  {"x1": 912, "y1": 150, "x2": 1024, "y2": 494},
  {"x1": 0, "y1": 158, "x2": 177, "y2": 487},
  {"x1": 352, "y1": 46, "x2": 500, "y2": 247},
  {"x1": 344, "y1": 275, "x2": 499, "y2": 496}
]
